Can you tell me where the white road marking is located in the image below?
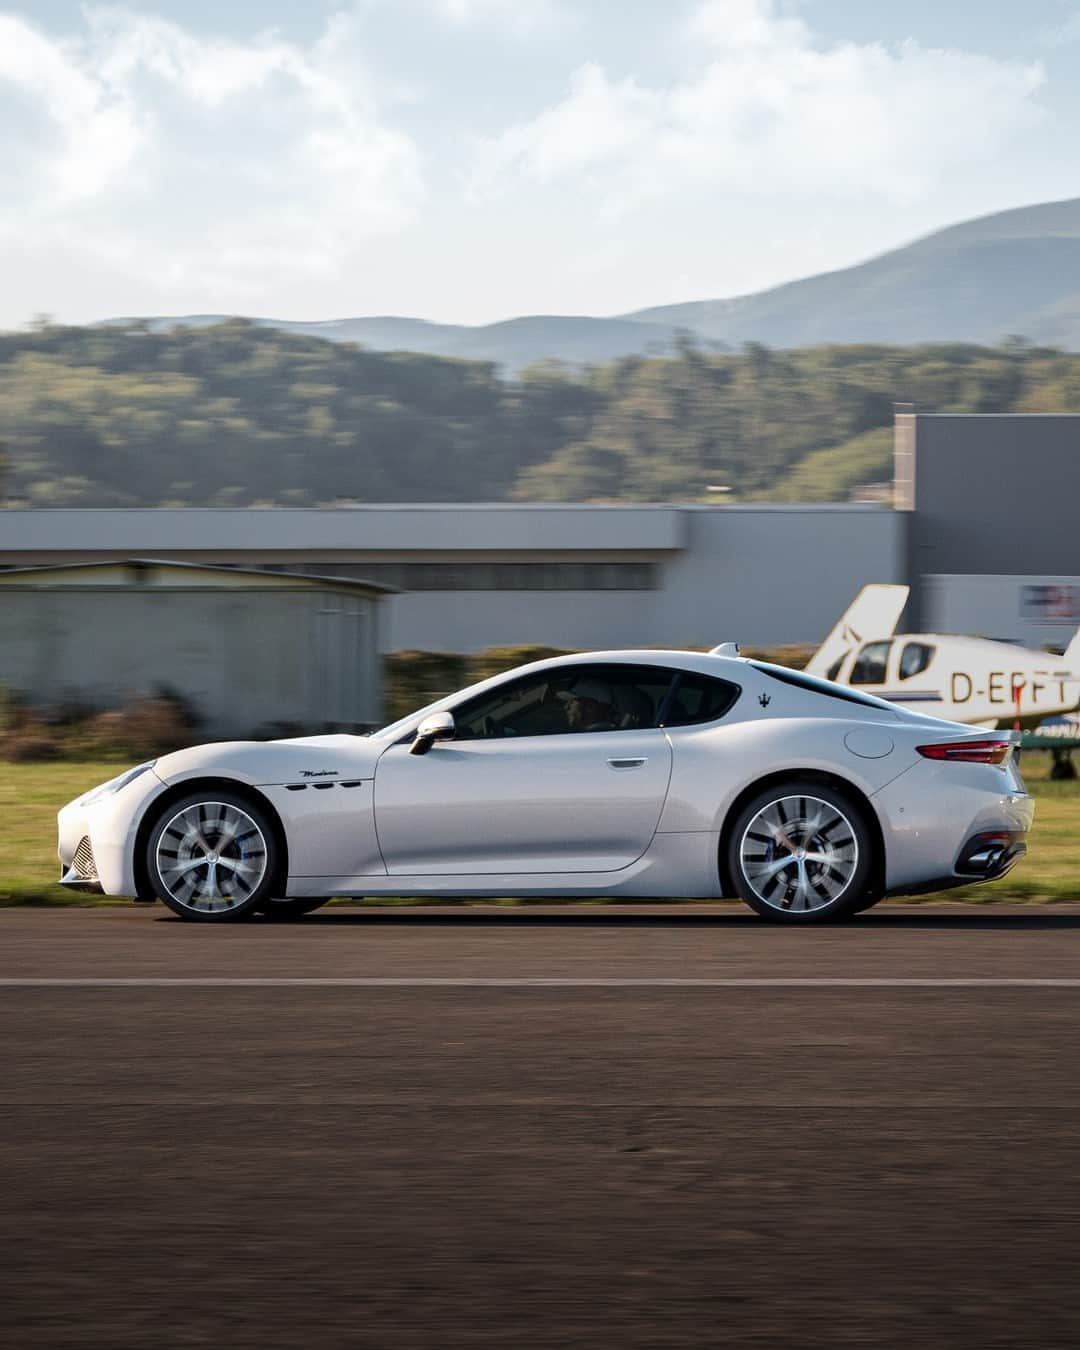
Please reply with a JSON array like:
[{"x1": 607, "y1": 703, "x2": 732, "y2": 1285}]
[{"x1": 0, "y1": 977, "x2": 1079, "y2": 989}]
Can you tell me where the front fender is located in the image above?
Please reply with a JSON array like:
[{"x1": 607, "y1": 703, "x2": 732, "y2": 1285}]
[{"x1": 154, "y1": 735, "x2": 380, "y2": 788}]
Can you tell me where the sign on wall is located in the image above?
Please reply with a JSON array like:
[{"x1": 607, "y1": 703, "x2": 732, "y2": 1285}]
[
  {"x1": 1020, "y1": 585, "x2": 1080, "y2": 624},
  {"x1": 925, "y1": 574, "x2": 1080, "y2": 649}
]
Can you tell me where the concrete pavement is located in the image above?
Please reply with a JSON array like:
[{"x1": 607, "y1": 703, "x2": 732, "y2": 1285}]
[{"x1": 2, "y1": 904, "x2": 1079, "y2": 1348}]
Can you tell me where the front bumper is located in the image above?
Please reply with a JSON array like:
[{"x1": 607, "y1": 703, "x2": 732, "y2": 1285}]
[
  {"x1": 57, "y1": 769, "x2": 168, "y2": 897},
  {"x1": 59, "y1": 833, "x2": 104, "y2": 893}
]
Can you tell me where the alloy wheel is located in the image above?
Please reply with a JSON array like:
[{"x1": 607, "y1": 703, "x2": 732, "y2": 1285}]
[
  {"x1": 738, "y1": 794, "x2": 859, "y2": 913},
  {"x1": 155, "y1": 801, "x2": 269, "y2": 914}
]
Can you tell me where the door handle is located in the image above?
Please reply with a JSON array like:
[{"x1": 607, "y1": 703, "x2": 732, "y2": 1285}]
[{"x1": 607, "y1": 757, "x2": 647, "y2": 769}]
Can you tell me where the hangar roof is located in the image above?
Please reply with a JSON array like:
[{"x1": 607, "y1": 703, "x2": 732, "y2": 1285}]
[
  {"x1": 0, "y1": 505, "x2": 687, "y2": 553},
  {"x1": 0, "y1": 504, "x2": 889, "y2": 559},
  {"x1": 0, "y1": 558, "x2": 395, "y2": 594}
]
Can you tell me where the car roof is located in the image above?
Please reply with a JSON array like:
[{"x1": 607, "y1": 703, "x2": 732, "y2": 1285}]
[{"x1": 511, "y1": 650, "x2": 739, "y2": 677}]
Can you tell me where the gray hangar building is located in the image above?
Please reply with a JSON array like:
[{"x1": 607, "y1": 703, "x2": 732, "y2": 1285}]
[
  {"x1": 0, "y1": 503, "x2": 902, "y2": 655},
  {"x1": 0, "y1": 559, "x2": 388, "y2": 737},
  {"x1": 2, "y1": 409, "x2": 1078, "y2": 731},
  {"x1": 896, "y1": 411, "x2": 1080, "y2": 648},
  {"x1": 0, "y1": 502, "x2": 900, "y2": 734}
]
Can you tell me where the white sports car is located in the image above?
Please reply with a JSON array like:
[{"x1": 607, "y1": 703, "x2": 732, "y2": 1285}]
[{"x1": 57, "y1": 648, "x2": 1034, "y2": 924}]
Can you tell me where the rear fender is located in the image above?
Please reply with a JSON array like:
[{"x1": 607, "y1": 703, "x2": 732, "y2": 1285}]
[{"x1": 659, "y1": 718, "x2": 916, "y2": 834}]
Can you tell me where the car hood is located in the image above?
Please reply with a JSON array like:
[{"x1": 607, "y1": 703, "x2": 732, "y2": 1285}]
[{"x1": 154, "y1": 733, "x2": 384, "y2": 787}]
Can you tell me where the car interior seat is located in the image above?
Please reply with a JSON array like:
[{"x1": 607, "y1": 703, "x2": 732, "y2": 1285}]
[{"x1": 615, "y1": 686, "x2": 655, "y2": 729}]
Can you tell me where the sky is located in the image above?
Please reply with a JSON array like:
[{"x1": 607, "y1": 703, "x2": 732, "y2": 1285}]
[{"x1": 2, "y1": 0, "x2": 1080, "y2": 328}]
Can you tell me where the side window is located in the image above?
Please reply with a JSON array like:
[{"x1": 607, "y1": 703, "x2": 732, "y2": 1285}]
[
  {"x1": 660, "y1": 672, "x2": 741, "y2": 727},
  {"x1": 899, "y1": 642, "x2": 935, "y2": 680},
  {"x1": 849, "y1": 640, "x2": 892, "y2": 686},
  {"x1": 452, "y1": 671, "x2": 563, "y2": 740},
  {"x1": 452, "y1": 665, "x2": 675, "y2": 739}
]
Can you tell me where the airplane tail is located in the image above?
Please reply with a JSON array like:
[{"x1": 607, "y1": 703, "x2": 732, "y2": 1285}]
[
  {"x1": 805, "y1": 584, "x2": 910, "y2": 678},
  {"x1": 1063, "y1": 626, "x2": 1080, "y2": 676}
]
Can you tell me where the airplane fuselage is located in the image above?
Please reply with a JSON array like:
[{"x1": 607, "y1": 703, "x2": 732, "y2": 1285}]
[{"x1": 826, "y1": 633, "x2": 1080, "y2": 728}]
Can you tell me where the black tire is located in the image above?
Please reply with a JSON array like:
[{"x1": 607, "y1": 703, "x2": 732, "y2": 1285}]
[
  {"x1": 256, "y1": 897, "x2": 329, "y2": 920},
  {"x1": 146, "y1": 790, "x2": 280, "y2": 922},
  {"x1": 726, "y1": 779, "x2": 874, "y2": 924}
]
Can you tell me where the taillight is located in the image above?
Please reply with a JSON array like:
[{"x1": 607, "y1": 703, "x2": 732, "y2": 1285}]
[{"x1": 917, "y1": 739, "x2": 1011, "y2": 765}]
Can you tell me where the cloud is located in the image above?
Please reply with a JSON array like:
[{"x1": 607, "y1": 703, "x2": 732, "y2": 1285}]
[
  {"x1": 0, "y1": 7, "x2": 423, "y2": 298},
  {"x1": 469, "y1": 0, "x2": 1046, "y2": 211},
  {"x1": 427, "y1": 0, "x2": 568, "y2": 33},
  {"x1": 687, "y1": 0, "x2": 809, "y2": 50},
  {"x1": 0, "y1": 14, "x2": 143, "y2": 204}
]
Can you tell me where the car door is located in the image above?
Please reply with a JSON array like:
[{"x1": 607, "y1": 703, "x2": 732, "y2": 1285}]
[{"x1": 373, "y1": 663, "x2": 675, "y2": 875}]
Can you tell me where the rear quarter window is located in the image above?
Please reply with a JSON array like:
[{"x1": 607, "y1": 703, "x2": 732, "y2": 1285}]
[{"x1": 660, "y1": 673, "x2": 741, "y2": 726}]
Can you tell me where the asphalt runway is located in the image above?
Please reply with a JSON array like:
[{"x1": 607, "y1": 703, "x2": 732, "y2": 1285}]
[{"x1": 2, "y1": 904, "x2": 1080, "y2": 1349}]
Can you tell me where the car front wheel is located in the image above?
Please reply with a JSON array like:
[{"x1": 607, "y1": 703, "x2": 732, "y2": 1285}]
[
  {"x1": 147, "y1": 791, "x2": 279, "y2": 921},
  {"x1": 727, "y1": 781, "x2": 873, "y2": 923}
]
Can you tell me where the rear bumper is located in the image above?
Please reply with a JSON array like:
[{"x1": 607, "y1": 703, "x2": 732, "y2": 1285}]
[
  {"x1": 954, "y1": 831, "x2": 1027, "y2": 881},
  {"x1": 897, "y1": 835, "x2": 1029, "y2": 897},
  {"x1": 875, "y1": 761, "x2": 1034, "y2": 897}
]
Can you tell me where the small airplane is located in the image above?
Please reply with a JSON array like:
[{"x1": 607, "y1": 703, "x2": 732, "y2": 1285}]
[{"x1": 805, "y1": 584, "x2": 1080, "y2": 732}]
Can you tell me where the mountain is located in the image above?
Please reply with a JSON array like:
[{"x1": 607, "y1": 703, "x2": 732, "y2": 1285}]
[
  {"x1": 97, "y1": 313, "x2": 693, "y2": 369},
  {"x1": 624, "y1": 197, "x2": 1080, "y2": 349},
  {"x1": 99, "y1": 197, "x2": 1080, "y2": 365}
]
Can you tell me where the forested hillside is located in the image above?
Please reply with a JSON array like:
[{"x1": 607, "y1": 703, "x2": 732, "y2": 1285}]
[
  {"x1": 0, "y1": 321, "x2": 596, "y2": 506},
  {"x1": 3, "y1": 322, "x2": 1080, "y2": 507}
]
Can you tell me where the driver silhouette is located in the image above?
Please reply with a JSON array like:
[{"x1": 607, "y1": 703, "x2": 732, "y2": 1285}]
[{"x1": 557, "y1": 678, "x2": 617, "y2": 732}]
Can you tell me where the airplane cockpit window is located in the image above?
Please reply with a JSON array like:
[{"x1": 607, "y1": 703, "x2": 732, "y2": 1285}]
[
  {"x1": 826, "y1": 652, "x2": 849, "y2": 682},
  {"x1": 849, "y1": 640, "x2": 892, "y2": 686},
  {"x1": 899, "y1": 642, "x2": 935, "y2": 680}
]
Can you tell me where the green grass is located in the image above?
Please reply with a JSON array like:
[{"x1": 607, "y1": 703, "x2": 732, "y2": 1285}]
[
  {"x1": 2, "y1": 755, "x2": 1078, "y2": 907},
  {"x1": 0, "y1": 761, "x2": 122, "y2": 905}
]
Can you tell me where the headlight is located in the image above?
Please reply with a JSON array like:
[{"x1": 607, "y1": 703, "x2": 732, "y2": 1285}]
[{"x1": 77, "y1": 762, "x2": 156, "y2": 807}]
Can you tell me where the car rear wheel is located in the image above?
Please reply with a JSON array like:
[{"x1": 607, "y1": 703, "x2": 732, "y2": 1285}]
[
  {"x1": 147, "y1": 791, "x2": 278, "y2": 921},
  {"x1": 727, "y1": 781, "x2": 873, "y2": 923}
]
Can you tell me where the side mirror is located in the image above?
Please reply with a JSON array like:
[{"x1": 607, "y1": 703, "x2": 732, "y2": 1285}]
[{"x1": 409, "y1": 710, "x2": 456, "y2": 756}]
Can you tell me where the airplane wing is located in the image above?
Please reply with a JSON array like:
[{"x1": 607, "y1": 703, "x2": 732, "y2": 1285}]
[
  {"x1": 804, "y1": 584, "x2": 910, "y2": 678},
  {"x1": 1021, "y1": 714, "x2": 1080, "y2": 750}
]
